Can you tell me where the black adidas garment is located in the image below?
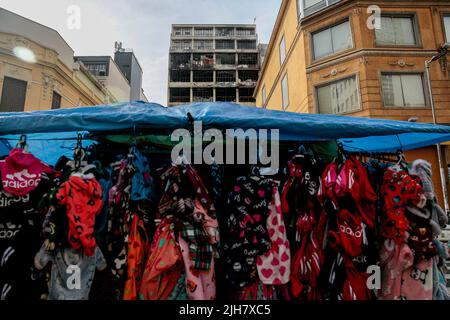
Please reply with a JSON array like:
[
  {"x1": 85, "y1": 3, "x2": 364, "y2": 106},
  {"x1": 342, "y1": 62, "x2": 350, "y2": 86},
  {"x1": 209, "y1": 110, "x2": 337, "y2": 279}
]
[{"x1": 0, "y1": 172, "x2": 53, "y2": 300}]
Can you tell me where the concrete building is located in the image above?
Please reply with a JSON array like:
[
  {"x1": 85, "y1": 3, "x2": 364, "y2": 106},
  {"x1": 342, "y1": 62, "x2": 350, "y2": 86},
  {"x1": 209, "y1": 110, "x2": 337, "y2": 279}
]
[
  {"x1": 0, "y1": 7, "x2": 121, "y2": 111},
  {"x1": 168, "y1": 24, "x2": 260, "y2": 106},
  {"x1": 114, "y1": 44, "x2": 148, "y2": 102},
  {"x1": 254, "y1": 0, "x2": 450, "y2": 207}
]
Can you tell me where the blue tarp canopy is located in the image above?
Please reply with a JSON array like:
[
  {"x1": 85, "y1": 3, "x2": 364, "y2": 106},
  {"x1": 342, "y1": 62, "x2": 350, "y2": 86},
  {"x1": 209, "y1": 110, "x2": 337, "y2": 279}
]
[{"x1": 0, "y1": 101, "x2": 449, "y2": 161}]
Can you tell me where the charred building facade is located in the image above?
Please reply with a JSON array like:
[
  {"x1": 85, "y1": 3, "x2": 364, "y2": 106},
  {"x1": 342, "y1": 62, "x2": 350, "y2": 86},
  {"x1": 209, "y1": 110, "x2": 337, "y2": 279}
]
[{"x1": 168, "y1": 24, "x2": 260, "y2": 106}]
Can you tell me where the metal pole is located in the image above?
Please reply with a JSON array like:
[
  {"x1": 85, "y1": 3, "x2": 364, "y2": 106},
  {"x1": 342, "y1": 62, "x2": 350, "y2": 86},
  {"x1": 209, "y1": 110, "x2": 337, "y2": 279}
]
[{"x1": 425, "y1": 60, "x2": 450, "y2": 213}]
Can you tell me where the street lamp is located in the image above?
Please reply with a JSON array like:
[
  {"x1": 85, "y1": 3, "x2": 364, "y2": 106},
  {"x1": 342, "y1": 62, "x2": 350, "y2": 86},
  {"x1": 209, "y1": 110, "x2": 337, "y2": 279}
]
[{"x1": 425, "y1": 43, "x2": 450, "y2": 213}]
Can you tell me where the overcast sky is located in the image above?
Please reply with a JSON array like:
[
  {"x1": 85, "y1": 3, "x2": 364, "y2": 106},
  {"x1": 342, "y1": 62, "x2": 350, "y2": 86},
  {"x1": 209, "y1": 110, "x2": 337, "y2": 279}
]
[{"x1": 0, "y1": 0, "x2": 280, "y2": 105}]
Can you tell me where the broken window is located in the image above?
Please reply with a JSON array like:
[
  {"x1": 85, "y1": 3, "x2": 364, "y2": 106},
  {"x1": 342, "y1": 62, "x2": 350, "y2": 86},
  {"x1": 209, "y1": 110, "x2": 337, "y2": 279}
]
[
  {"x1": 194, "y1": 40, "x2": 214, "y2": 50},
  {"x1": 170, "y1": 70, "x2": 191, "y2": 82},
  {"x1": 238, "y1": 53, "x2": 258, "y2": 65},
  {"x1": 239, "y1": 88, "x2": 256, "y2": 103},
  {"x1": 237, "y1": 40, "x2": 257, "y2": 50},
  {"x1": 193, "y1": 70, "x2": 214, "y2": 82},
  {"x1": 216, "y1": 88, "x2": 237, "y2": 102},
  {"x1": 173, "y1": 27, "x2": 192, "y2": 37},
  {"x1": 170, "y1": 88, "x2": 190, "y2": 103},
  {"x1": 171, "y1": 40, "x2": 192, "y2": 51},
  {"x1": 216, "y1": 70, "x2": 236, "y2": 83},
  {"x1": 194, "y1": 27, "x2": 214, "y2": 37},
  {"x1": 170, "y1": 53, "x2": 191, "y2": 69},
  {"x1": 216, "y1": 53, "x2": 236, "y2": 65},
  {"x1": 216, "y1": 40, "x2": 235, "y2": 50},
  {"x1": 238, "y1": 70, "x2": 259, "y2": 84},
  {"x1": 236, "y1": 27, "x2": 256, "y2": 37},
  {"x1": 193, "y1": 88, "x2": 213, "y2": 102},
  {"x1": 192, "y1": 53, "x2": 214, "y2": 68},
  {"x1": 215, "y1": 27, "x2": 234, "y2": 37}
]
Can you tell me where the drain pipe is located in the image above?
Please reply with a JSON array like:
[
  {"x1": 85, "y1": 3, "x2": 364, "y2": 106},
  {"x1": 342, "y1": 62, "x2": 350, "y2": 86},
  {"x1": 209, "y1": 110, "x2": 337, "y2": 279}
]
[{"x1": 425, "y1": 50, "x2": 450, "y2": 213}]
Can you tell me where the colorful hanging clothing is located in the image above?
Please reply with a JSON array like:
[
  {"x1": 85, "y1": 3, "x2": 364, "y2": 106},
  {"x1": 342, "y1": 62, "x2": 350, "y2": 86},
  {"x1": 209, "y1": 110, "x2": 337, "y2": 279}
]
[
  {"x1": 139, "y1": 220, "x2": 183, "y2": 300},
  {"x1": 224, "y1": 176, "x2": 273, "y2": 289},
  {"x1": 56, "y1": 173, "x2": 103, "y2": 256},
  {"x1": 0, "y1": 148, "x2": 52, "y2": 197},
  {"x1": 257, "y1": 185, "x2": 291, "y2": 285},
  {"x1": 123, "y1": 213, "x2": 150, "y2": 300},
  {"x1": 178, "y1": 235, "x2": 215, "y2": 300}
]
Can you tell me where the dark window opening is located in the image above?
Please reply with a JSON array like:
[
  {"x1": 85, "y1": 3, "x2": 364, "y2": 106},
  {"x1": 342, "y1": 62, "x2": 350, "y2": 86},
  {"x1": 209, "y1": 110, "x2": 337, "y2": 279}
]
[
  {"x1": 51, "y1": 91, "x2": 61, "y2": 109},
  {"x1": 216, "y1": 27, "x2": 234, "y2": 37},
  {"x1": 238, "y1": 53, "x2": 258, "y2": 65},
  {"x1": 193, "y1": 88, "x2": 213, "y2": 102},
  {"x1": 236, "y1": 27, "x2": 256, "y2": 37},
  {"x1": 216, "y1": 87, "x2": 236, "y2": 102},
  {"x1": 0, "y1": 76, "x2": 27, "y2": 112},
  {"x1": 216, "y1": 53, "x2": 236, "y2": 65},
  {"x1": 170, "y1": 53, "x2": 191, "y2": 69},
  {"x1": 193, "y1": 70, "x2": 214, "y2": 82},
  {"x1": 238, "y1": 70, "x2": 259, "y2": 83},
  {"x1": 216, "y1": 70, "x2": 236, "y2": 83},
  {"x1": 170, "y1": 88, "x2": 190, "y2": 103},
  {"x1": 170, "y1": 70, "x2": 191, "y2": 82},
  {"x1": 237, "y1": 40, "x2": 257, "y2": 50},
  {"x1": 216, "y1": 40, "x2": 235, "y2": 50},
  {"x1": 239, "y1": 88, "x2": 256, "y2": 103},
  {"x1": 193, "y1": 53, "x2": 214, "y2": 68}
]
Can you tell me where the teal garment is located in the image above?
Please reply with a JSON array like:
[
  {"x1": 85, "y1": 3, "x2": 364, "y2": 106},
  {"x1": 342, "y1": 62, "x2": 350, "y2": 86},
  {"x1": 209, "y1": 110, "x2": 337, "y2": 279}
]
[
  {"x1": 130, "y1": 149, "x2": 154, "y2": 202},
  {"x1": 167, "y1": 272, "x2": 188, "y2": 300}
]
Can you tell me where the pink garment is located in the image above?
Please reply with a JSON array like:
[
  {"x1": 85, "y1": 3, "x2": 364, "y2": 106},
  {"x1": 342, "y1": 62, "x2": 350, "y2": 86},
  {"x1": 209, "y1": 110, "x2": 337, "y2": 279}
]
[
  {"x1": 178, "y1": 236, "x2": 215, "y2": 300},
  {"x1": 257, "y1": 186, "x2": 291, "y2": 285},
  {"x1": 401, "y1": 259, "x2": 433, "y2": 300},
  {"x1": 379, "y1": 239, "x2": 414, "y2": 300},
  {"x1": 0, "y1": 148, "x2": 51, "y2": 196}
]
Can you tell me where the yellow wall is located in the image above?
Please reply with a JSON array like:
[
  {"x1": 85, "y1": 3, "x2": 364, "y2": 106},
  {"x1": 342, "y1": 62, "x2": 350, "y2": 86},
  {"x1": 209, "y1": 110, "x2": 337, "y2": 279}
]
[{"x1": 0, "y1": 32, "x2": 114, "y2": 111}]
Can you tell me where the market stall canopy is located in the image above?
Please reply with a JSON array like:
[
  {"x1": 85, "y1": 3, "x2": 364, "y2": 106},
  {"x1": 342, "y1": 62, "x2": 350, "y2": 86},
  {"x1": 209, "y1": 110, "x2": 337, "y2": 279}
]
[{"x1": 0, "y1": 101, "x2": 449, "y2": 154}]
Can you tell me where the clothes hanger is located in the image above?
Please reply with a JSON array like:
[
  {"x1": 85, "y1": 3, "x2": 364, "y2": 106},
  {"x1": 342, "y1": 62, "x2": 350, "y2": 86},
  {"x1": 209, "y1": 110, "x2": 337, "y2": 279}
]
[{"x1": 15, "y1": 134, "x2": 29, "y2": 152}]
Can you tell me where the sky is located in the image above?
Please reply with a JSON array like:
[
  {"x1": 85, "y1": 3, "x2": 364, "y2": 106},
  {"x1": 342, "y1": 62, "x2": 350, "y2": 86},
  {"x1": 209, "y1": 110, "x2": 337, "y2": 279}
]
[{"x1": 0, "y1": 0, "x2": 280, "y2": 105}]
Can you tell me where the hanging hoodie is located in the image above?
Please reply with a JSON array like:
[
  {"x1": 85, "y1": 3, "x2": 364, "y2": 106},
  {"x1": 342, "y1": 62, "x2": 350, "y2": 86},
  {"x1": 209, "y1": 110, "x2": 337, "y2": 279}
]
[
  {"x1": 0, "y1": 148, "x2": 52, "y2": 197},
  {"x1": 130, "y1": 150, "x2": 154, "y2": 202},
  {"x1": 0, "y1": 151, "x2": 54, "y2": 300},
  {"x1": 56, "y1": 173, "x2": 103, "y2": 257}
]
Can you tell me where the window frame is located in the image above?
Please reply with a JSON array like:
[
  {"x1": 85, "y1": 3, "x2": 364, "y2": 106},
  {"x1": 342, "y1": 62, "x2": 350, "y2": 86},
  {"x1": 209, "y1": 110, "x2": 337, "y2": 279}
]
[
  {"x1": 379, "y1": 71, "x2": 429, "y2": 108},
  {"x1": 442, "y1": 13, "x2": 450, "y2": 42},
  {"x1": 0, "y1": 76, "x2": 27, "y2": 112},
  {"x1": 262, "y1": 85, "x2": 267, "y2": 107},
  {"x1": 314, "y1": 74, "x2": 362, "y2": 115},
  {"x1": 51, "y1": 91, "x2": 62, "y2": 109},
  {"x1": 281, "y1": 73, "x2": 289, "y2": 110},
  {"x1": 310, "y1": 18, "x2": 354, "y2": 62},
  {"x1": 279, "y1": 34, "x2": 287, "y2": 67},
  {"x1": 374, "y1": 13, "x2": 422, "y2": 48}
]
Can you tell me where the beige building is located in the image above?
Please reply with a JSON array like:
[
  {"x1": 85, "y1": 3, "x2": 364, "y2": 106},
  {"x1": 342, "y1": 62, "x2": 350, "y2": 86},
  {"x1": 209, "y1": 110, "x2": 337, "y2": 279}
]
[{"x1": 0, "y1": 7, "x2": 132, "y2": 112}]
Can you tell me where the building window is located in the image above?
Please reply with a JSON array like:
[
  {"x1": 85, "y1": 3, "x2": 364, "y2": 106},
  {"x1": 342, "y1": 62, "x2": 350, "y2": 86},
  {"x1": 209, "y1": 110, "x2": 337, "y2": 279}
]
[
  {"x1": 375, "y1": 16, "x2": 417, "y2": 46},
  {"x1": 239, "y1": 88, "x2": 256, "y2": 103},
  {"x1": 51, "y1": 91, "x2": 61, "y2": 109},
  {"x1": 216, "y1": 70, "x2": 236, "y2": 83},
  {"x1": 170, "y1": 88, "x2": 191, "y2": 103},
  {"x1": 194, "y1": 28, "x2": 213, "y2": 37},
  {"x1": 281, "y1": 74, "x2": 289, "y2": 110},
  {"x1": 216, "y1": 53, "x2": 236, "y2": 65},
  {"x1": 170, "y1": 70, "x2": 191, "y2": 82},
  {"x1": 84, "y1": 63, "x2": 107, "y2": 76},
  {"x1": 262, "y1": 85, "x2": 267, "y2": 106},
  {"x1": 312, "y1": 20, "x2": 352, "y2": 60},
  {"x1": 216, "y1": 40, "x2": 235, "y2": 50},
  {"x1": 193, "y1": 70, "x2": 214, "y2": 82},
  {"x1": 0, "y1": 76, "x2": 27, "y2": 112},
  {"x1": 173, "y1": 27, "x2": 192, "y2": 37},
  {"x1": 444, "y1": 15, "x2": 450, "y2": 41},
  {"x1": 317, "y1": 76, "x2": 359, "y2": 114},
  {"x1": 216, "y1": 27, "x2": 234, "y2": 37},
  {"x1": 216, "y1": 88, "x2": 237, "y2": 102},
  {"x1": 279, "y1": 35, "x2": 286, "y2": 66},
  {"x1": 237, "y1": 40, "x2": 257, "y2": 50},
  {"x1": 194, "y1": 40, "x2": 214, "y2": 50},
  {"x1": 193, "y1": 88, "x2": 213, "y2": 102},
  {"x1": 299, "y1": 0, "x2": 342, "y2": 18},
  {"x1": 171, "y1": 40, "x2": 192, "y2": 51},
  {"x1": 381, "y1": 73, "x2": 426, "y2": 107},
  {"x1": 236, "y1": 27, "x2": 256, "y2": 37},
  {"x1": 238, "y1": 53, "x2": 258, "y2": 65}
]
